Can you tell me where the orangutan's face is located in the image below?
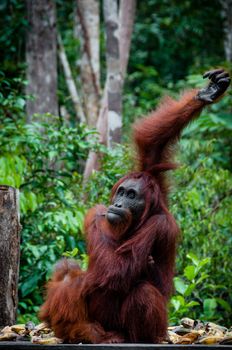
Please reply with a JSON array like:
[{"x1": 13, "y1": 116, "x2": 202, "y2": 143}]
[{"x1": 107, "y1": 178, "x2": 145, "y2": 228}]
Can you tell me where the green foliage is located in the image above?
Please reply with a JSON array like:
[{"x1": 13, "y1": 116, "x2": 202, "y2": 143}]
[
  {"x1": 171, "y1": 159, "x2": 232, "y2": 324},
  {"x1": 123, "y1": 0, "x2": 226, "y2": 133},
  {"x1": 123, "y1": 67, "x2": 168, "y2": 133},
  {"x1": 0, "y1": 0, "x2": 26, "y2": 75},
  {"x1": 170, "y1": 252, "x2": 231, "y2": 324},
  {"x1": 0, "y1": 76, "x2": 96, "y2": 323},
  {"x1": 170, "y1": 254, "x2": 210, "y2": 323},
  {"x1": 130, "y1": 0, "x2": 224, "y2": 83}
]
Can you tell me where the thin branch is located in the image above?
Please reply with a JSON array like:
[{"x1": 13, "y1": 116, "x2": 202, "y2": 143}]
[
  {"x1": 57, "y1": 33, "x2": 86, "y2": 123},
  {"x1": 83, "y1": 87, "x2": 108, "y2": 181}
]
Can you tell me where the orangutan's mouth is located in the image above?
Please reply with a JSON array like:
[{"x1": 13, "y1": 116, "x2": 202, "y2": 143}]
[
  {"x1": 107, "y1": 206, "x2": 125, "y2": 217},
  {"x1": 107, "y1": 206, "x2": 127, "y2": 224}
]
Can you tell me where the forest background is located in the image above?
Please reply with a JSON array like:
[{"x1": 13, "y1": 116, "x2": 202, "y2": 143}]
[{"x1": 0, "y1": 0, "x2": 231, "y2": 325}]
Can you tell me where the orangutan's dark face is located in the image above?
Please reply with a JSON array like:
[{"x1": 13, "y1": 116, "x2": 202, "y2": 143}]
[{"x1": 107, "y1": 178, "x2": 146, "y2": 228}]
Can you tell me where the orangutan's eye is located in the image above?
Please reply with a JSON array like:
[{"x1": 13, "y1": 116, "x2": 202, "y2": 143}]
[
  {"x1": 128, "y1": 190, "x2": 136, "y2": 199},
  {"x1": 118, "y1": 188, "x2": 124, "y2": 196}
]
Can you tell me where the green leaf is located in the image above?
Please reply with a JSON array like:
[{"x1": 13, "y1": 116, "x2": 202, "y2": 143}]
[
  {"x1": 186, "y1": 301, "x2": 200, "y2": 307},
  {"x1": 175, "y1": 295, "x2": 185, "y2": 306},
  {"x1": 18, "y1": 301, "x2": 28, "y2": 309},
  {"x1": 184, "y1": 283, "x2": 196, "y2": 297},
  {"x1": 48, "y1": 150, "x2": 57, "y2": 160},
  {"x1": 171, "y1": 297, "x2": 181, "y2": 311},
  {"x1": 174, "y1": 277, "x2": 188, "y2": 295},
  {"x1": 196, "y1": 272, "x2": 209, "y2": 285},
  {"x1": 203, "y1": 298, "x2": 217, "y2": 318},
  {"x1": 63, "y1": 247, "x2": 79, "y2": 258},
  {"x1": 215, "y1": 298, "x2": 231, "y2": 312},
  {"x1": 26, "y1": 192, "x2": 38, "y2": 212},
  {"x1": 198, "y1": 257, "x2": 211, "y2": 268},
  {"x1": 184, "y1": 265, "x2": 196, "y2": 281},
  {"x1": 187, "y1": 253, "x2": 199, "y2": 266},
  {"x1": 80, "y1": 254, "x2": 89, "y2": 270},
  {"x1": 29, "y1": 245, "x2": 40, "y2": 259},
  {"x1": 16, "y1": 97, "x2": 25, "y2": 109},
  {"x1": 21, "y1": 274, "x2": 41, "y2": 297},
  {"x1": 19, "y1": 192, "x2": 27, "y2": 214}
]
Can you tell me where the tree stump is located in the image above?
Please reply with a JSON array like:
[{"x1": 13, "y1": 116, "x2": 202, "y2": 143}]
[{"x1": 0, "y1": 186, "x2": 21, "y2": 326}]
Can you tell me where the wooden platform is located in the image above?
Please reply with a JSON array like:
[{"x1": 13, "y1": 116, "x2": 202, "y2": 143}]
[{"x1": 0, "y1": 343, "x2": 232, "y2": 350}]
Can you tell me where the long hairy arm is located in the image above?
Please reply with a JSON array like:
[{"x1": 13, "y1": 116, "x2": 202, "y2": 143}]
[
  {"x1": 133, "y1": 69, "x2": 230, "y2": 173},
  {"x1": 133, "y1": 90, "x2": 205, "y2": 172}
]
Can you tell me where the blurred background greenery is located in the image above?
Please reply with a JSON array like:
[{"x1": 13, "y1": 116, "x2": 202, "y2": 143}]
[{"x1": 0, "y1": 0, "x2": 231, "y2": 325}]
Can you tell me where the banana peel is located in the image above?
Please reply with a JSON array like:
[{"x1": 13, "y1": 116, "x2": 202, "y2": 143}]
[
  {"x1": 0, "y1": 331, "x2": 18, "y2": 341},
  {"x1": 198, "y1": 335, "x2": 224, "y2": 344},
  {"x1": 0, "y1": 319, "x2": 231, "y2": 345},
  {"x1": 179, "y1": 332, "x2": 200, "y2": 344},
  {"x1": 11, "y1": 324, "x2": 26, "y2": 334},
  {"x1": 34, "y1": 322, "x2": 49, "y2": 332},
  {"x1": 168, "y1": 330, "x2": 200, "y2": 344},
  {"x1": 167, "y1": 331, "x2": 182, "y2": 344}
]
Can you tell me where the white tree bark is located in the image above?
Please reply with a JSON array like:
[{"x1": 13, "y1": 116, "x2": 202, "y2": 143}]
[
  {"x1": 26, "y1": 0, "x2": 58, "y2": 121},
  {"x1": 119, "y1": 0, "x2": 136, "y2": 81},
  {"x1": 104, "y1": 0, "x2": 123, "y2": 147},
  {"x1": 77, "y1": 0, "x2": 100, "y2": 127},
  {"x1": 220, "y1": 0, "x2": 232, "y2": 62},
  {"x1": 83, "y1": 0, "x2": 136, "y2": 180},
  {"x1": 58, "y1": 33, "x2": 86, "y2": 123}
]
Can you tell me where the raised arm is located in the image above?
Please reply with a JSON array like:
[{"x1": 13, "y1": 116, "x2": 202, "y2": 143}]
[{"x1": 133, "y1": 69, "x2": 230, "y2": 172}]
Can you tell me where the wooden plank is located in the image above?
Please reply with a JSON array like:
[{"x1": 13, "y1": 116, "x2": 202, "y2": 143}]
[{"x1": 0, "y1": 343, "x2": 232, "y2": 350}]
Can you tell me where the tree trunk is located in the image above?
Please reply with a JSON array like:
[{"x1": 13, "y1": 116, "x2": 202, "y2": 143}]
[
  {"x1": 77, "y1": 0, "x2": 100, "y2": 127},
  {"x1": 119, "y1": 0, "x2": 136, "y2": 81},
  {"x1": 26, "y1": 0, "x2": 58, "y2": 121},
  {"x1": 104, "y1": 0, "x2": 122, "y2": 147},
  {"x1": 58, "y1": 33, "x2": 86, "y2": 123},
  {"x1": 83, "y1": 0, "x2": 136, "y2": 180},
  {"x1": 0, "y1": 186, "x2": 21, "y2": 326},
  {"x1": 220, "y1": 0, "x2": 232, "y2": 62}
]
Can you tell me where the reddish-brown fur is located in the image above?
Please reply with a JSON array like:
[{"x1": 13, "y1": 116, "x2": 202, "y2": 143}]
[{"x1": 40, "y1": 90, "x2": 206, "y2": 343}]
